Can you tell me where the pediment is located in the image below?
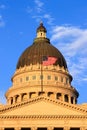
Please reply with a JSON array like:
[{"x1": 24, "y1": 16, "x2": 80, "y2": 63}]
[{"x1": 0, "y1": 97, "x2": 87, "y2": 116}]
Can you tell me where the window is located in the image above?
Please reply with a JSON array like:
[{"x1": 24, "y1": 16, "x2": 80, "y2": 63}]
[
  {"x1": 57, "y1": 93, "x2": 61, "y2": 100},
  {"x1": 32, "y1": 76, "x2": 36, "y2": 80},
  {"x1": 48, "y1": 75, "x2": 51, "y2": 80},
  {"x1": 5, "y1": 128, "x2": 14, "y2": 130},
  {"x1": 26, "y1": 76, "x2": 29, "y2": 81},
  {"x1": 71, "y1": 97, "x2": 74, "y2": 104},
  {"x1": 55, "y1": 76, "x2": 58, "y2": 80},
  {"x1": 65, "y1": 95, "x2": 69, "y2": 102},
  {"x1": 40, "y1": 75, "x2": 43, "y2": 79},
  {"x1": 37, "y1": 128, "x2": 47, "y2": 130}
]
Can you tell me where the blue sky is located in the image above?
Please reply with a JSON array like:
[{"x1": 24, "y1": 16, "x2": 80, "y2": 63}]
[{"x1": 0, "y1": 0, "x2": 87, "y2": 104}]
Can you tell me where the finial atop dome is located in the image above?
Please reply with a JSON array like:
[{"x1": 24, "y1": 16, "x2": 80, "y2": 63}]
[
  {"x1": 36, "y1": 22, "x2": 47, "y2": 38},
  {"x1": 40, "y1": 20, "x2": 43, "y2": 26}
]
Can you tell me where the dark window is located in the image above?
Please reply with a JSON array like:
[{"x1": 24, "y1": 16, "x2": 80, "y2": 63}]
[
  {"x1": 54, "y1": 128, "x2": 63, "y2": 130},
  {"x1": 37, "y1": 128, "x2": 47, "y2": 130},
  {"x1": 11, "y1": 98, "x2": 13, "y2": 105},
  {"x1": 55, "y1": 76, "x2": 58, "y2": 80},
  {"x1": 32, "y1": 76, "x2": 36, "y2": 80},
  {"x1": 40, "y1": 75, "x2": 43, "y2": 79},
  {"x1": 70, "y1": 128, "x2": 80, "y2": 130},
  {"x1": 5, "y1": 128, "x2": 14, "y2": 130},
  {"x1": 65, "y1": 95, "x2": 69, "y2": 102},
  {"x1": 71, "y1": 97, "x2": 74, "y2": 104},
  {"x1": 48, "y1": 75, "x2": 51, "y2": 80},
  {"x1": 57, "y1": 93, "x2": 61, "y2": 99},
  {"x1": 26, "y1": 76, "x2": 29, "y2": 81},
  {"x1": 21, "y1": 128, "x2": 31, "y2": 130}
]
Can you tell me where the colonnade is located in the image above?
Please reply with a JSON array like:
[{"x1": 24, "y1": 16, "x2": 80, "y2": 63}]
[
  {"x1": 0, "y1": 127, "x2": 86, "y2": 130},
  {"x1": 7, "y1": 91, "x2": 77, "y2": 105}
]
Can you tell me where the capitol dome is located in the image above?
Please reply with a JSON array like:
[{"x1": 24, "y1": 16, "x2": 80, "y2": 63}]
[
  {"x1": 5, "y1": 22, "x2": 79, "y2": 105},
  {"x1": 17, "y1": 24, "x2": 67, "y2": 69}
]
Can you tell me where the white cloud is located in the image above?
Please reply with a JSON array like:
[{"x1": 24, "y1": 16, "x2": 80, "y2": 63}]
[
  {"x1": 43, "y1": 14, "x2": 54, "y2": 25},
  {"x1": 51, "y1": 25, "x2": 87, "y2": 84},
  {"x1": 34, "y1": 0, "x2": 44, "y2": 13},
  {"x1": 26, "y1": 0, "x2": 54, "y2": 25},
  {"x1": 26, "y1": 6, "x2": 33, "y2": 13},
  {"x1": 0, "y1": 15, "x2": 5, "y2": 27},
  {"x1": 0, "y1": 4, "x2": 6, "y2": 9}
]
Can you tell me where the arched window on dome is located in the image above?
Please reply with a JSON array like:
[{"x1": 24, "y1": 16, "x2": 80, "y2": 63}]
[
  {"x1": 64, "y1": 94, "x2": 69, "y2": 102},
  {"x1": 56, "y1": 93, "x2": 62, "y2": 100},
  {"x1": 11, "y1": 97, "x2": 13, "y2": 105},
  {"x1": 71, "y1": 96, "x2": 74, "y2": 104},
  {"x1": 15, "y1": 95, "x2": 19, "y2": 103}
]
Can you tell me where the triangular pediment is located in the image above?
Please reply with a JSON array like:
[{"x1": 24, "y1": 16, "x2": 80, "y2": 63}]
[{"x1": 0, "y1": 97, "x2": 87, "y2": 116}]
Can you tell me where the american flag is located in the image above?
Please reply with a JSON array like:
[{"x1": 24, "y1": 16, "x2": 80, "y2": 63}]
[{"x1": 42, "y1": 56, "x2": 57, "y2": 66}]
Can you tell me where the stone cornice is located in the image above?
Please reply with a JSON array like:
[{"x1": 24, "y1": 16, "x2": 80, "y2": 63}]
[
  {"x1": 12, "y1": 64, "x2": 69, "y2": 80},
  {"x1": 0, "y1": 97, "x2": 87, "y2": 114},
  {"x1": 0, "y1": 115, "x2": 87, "y2": 120}
]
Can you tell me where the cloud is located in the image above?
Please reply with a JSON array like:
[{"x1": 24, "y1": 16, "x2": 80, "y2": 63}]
[
  {"x1": 26, "y1": 0, "x2": 54, "y2": 25},
  {"x1": 43, "y1": 14, "x2": 54, "y2": 25},
  {"x1": 50, "y1": 25, "x2": 87, "y2": 84},
  {"x1": 0, "y1": 15, "x2": 5, "y2": 27},
  {"x1": 34, "y1": 0, "x2": 44, "y2": 13},
  {"x1": 0, "y1": 4, "x2": 6, "y2": 9}
]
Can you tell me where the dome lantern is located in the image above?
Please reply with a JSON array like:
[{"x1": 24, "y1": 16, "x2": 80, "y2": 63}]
[{"x1": 36, "y1": 21, "x2": 47, "y2": 38}]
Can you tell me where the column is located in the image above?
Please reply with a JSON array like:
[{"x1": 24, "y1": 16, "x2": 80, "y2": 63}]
[
  {"x1": 15, "y1": 127, "x2": 21, "y2": 130},
  {"x1": 73, "y1": 97, "x2": 76, "y2": 104},
  {"x1": 31, "y1": 127, "x2": 37, "y2": 130},
  {"x1": 64, "y1": 127, "x2": 70, "y2": 130},
  {"x1": 48, "y1": 127, "x2": 54, "y2": 130},
  {"x1": 80, "y1": 127, "x2": 86, "y2": 130},
  {"x1": 62, "y1": 94, "x2": 65, "y2": 102},
  {"x1": 68, "y1": 95, "x2": 71, "y2": 104},
  {"x1": 13, "y1": 96, "x2": 16, "y2": 104},
  {"x1": 0, "y1": 128, "x2": 4, "y2": 130}
]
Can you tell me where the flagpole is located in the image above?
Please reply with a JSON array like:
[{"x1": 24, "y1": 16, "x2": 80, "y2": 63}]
[{"x1": 41, "y1": 56, "x2": 43, "y2": 92}]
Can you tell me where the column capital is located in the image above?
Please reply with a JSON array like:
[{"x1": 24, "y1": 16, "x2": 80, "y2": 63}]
[
  {"x1": 48, "y1": 127, "x2": 54, "y2": 130},
  {"x1": 15, "y1": 127, "x2": 21, "y2": 130},
  {"x1": 64, "y1": 127, "x2": 70, "y2": 130},
  {"x1": 0, "y1": 128, "x2": 4, "y2": 130},
  {"x1": 31, "y1": 127, "x2": 37, "y2": 130},
  {"x1": 80, "y1": 127, "x2": 86, "y2": 130}
]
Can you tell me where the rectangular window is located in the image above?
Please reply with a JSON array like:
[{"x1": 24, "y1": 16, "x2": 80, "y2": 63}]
[
  {"x1": 55, "y1": 76, "x2": 58, "y2": 80},
  {"x1": 21, "y1": 128, "x2": 31, "y2": 130},
  {"x1": 48, "y1": 75, "x2": 51, "y2": 80},
  {"x1": 70, "y1": 128, "x2": 80, "y2": 130},
  {"x1": 40, "y1": 75, "x2": 43, "y2": 79},
  {"x1": 37, "y1": 128, "x2": 47, "y2": 130},
  {"x1": 26, "y1": 76, "x2": 29, "y2": 81},
  {"x1": 32, "y1": 76, "x2": 36, "y2": 80},
  {"x1": 54, "y1": 128, "x2": 63, "y2": 130},
  {"x1": 5, "y1": 128, "x2": 14, "y2": 130}
]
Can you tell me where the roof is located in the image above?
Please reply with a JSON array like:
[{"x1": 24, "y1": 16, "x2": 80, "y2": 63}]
[{"x1": 16, "y1": 23, "x2": 67, "y2": 69}]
